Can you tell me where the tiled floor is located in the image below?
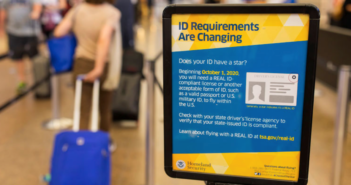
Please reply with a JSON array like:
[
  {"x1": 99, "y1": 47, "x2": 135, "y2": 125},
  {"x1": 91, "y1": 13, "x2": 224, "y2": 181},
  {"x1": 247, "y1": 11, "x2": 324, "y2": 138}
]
[{"x1": 0, "y1": 4, "x2": 350, "y2": 185}]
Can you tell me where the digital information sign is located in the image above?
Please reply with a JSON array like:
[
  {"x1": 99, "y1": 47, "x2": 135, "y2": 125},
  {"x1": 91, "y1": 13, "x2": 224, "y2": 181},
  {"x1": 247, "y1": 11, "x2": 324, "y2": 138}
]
[{"x1": 163, "y1": 4, "x2": 319, "y2": 185}]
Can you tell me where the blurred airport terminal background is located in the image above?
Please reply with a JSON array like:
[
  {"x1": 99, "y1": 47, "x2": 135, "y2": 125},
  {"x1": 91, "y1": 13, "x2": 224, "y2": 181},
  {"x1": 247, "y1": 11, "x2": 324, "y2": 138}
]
[{"x1": 0, "y1": 0, "x2": 351, "y2": 185}]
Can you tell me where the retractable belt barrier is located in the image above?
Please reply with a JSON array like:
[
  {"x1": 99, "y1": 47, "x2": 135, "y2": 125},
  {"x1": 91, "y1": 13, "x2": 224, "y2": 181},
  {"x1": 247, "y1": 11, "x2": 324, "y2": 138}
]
[
  {"x1": 0, "y1": 53, "x2": 9, "y2": 60},
  {"x1": 0, "y1": 72, "x2": 52, "y2": 112},
  {"x1": 154, "y1": 74, "x2": 163, "y2": 95},
  {"x1": 0, "y1": 51, "x2": 164, "y2": 113},
  {"x1": 149, "y1": 51, "x2": 163, "y2": 95}
]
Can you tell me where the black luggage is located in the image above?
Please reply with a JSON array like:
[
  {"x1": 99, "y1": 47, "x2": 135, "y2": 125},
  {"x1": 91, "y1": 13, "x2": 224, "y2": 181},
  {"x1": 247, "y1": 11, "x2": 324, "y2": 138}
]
[
  {"x1": 112, "y1": 49, "x2": 143, "y2": 121},
  {"x1": 112, "y1": 74, "x2": 142, "y2": 120},
  {"x1": 32, "y1": 55, "x2": 51, "y2": 99},
  {"x1": 121, "y1": 49, "x2": 143, "y2": 74}
]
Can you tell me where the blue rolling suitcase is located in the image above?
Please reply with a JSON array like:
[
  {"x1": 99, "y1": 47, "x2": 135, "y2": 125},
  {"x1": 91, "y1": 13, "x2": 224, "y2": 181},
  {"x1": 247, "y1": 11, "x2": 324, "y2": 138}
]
[{"x1": 50, "y1": 77, "x2": 111, "y2": 185}]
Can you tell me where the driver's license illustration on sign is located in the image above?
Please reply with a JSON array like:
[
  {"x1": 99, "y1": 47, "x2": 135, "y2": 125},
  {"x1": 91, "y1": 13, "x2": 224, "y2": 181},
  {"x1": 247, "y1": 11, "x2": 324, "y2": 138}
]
[{"x1": 246, "y1": 72, "x2": 299, "y2": 106}]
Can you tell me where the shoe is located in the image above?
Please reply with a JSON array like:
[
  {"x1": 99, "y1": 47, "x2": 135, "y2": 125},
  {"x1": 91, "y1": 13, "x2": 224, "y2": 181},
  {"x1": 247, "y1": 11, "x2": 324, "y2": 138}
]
[
  {"x1": 16, "y1": 82, "x2": 27, "y2": 94},
  {"x1": 42, "y1": 174, "x2": 51, "y2": 183},
  {"x1": 109, "y1": 139, "x2": 117, "y2": 153}
]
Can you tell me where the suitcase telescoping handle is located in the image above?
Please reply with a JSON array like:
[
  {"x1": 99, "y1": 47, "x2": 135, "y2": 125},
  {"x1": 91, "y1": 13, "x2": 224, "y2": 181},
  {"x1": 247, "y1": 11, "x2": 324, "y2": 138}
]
[{"x1": 73, "y1": 75, "x2": 100, "y2": 132}]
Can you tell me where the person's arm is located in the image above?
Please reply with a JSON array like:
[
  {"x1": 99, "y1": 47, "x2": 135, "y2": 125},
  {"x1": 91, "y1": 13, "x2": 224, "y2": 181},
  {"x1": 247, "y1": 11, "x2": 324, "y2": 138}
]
[
  {"x1": 0, "y1": 8, "x2": 6, "y2": 35},
  {"x1": 0, "y1": 0, "x2": 8, "y2": 36},
  {"x1": 30, "y1": 3, "x2": 42, "y2": 20},
  {"x1": 84, "y1": 23, "x2": 115, "y2": 82},
  {"x1": 59, "y1": 0, "x2": 67, "y2": 10},
  {"x1": 53, "y1": 9, "x2": 73, "y2": 37}
]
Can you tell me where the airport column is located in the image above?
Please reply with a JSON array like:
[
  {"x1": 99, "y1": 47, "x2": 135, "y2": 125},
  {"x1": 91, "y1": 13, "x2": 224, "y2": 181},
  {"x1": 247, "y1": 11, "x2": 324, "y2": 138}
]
[{"x1": 332, "y1": 65, "x2": 351, "y2": 185}]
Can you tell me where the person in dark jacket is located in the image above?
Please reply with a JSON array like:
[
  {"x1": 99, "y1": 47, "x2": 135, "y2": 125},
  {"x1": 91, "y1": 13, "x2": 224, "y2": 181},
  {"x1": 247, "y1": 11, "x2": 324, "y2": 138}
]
[
  {"x1": 114, "y1": 0, "x2": 134, "y2": 49},
  {"x1": 340, "y1": 0, "x2": 351, "y2": 29}
]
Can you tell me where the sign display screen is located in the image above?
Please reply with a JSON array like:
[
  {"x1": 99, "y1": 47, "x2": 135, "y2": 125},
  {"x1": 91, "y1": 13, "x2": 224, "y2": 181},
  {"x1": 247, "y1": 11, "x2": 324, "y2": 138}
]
[
  {"x1": 163, "y1": 5, "x2": 319, "y2": 185},
  {"x1": 171, "y1": 13, "x2": 309, "y2": 182}
]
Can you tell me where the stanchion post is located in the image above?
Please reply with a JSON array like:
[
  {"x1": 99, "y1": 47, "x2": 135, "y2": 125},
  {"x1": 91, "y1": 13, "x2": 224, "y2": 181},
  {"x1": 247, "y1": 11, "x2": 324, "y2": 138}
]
[
  {"x1": 42, "y1": 69, "x2": 72, "y2": 130},
  {"x1": 331, "y1": 65, "x2": 351, "y2": 185},
  {"x1": 146, "y1": 60, "x2": 156, "y2": 185},
  {"x1": 51, "y1": 71, "x2": 60, "y2": 119}
]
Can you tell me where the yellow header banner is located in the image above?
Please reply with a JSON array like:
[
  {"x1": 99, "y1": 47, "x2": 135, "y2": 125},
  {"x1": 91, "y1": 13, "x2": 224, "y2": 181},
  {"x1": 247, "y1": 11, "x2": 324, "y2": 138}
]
[{"x1": 172, "y1": 14, "x2": 310, "y2": 52}]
